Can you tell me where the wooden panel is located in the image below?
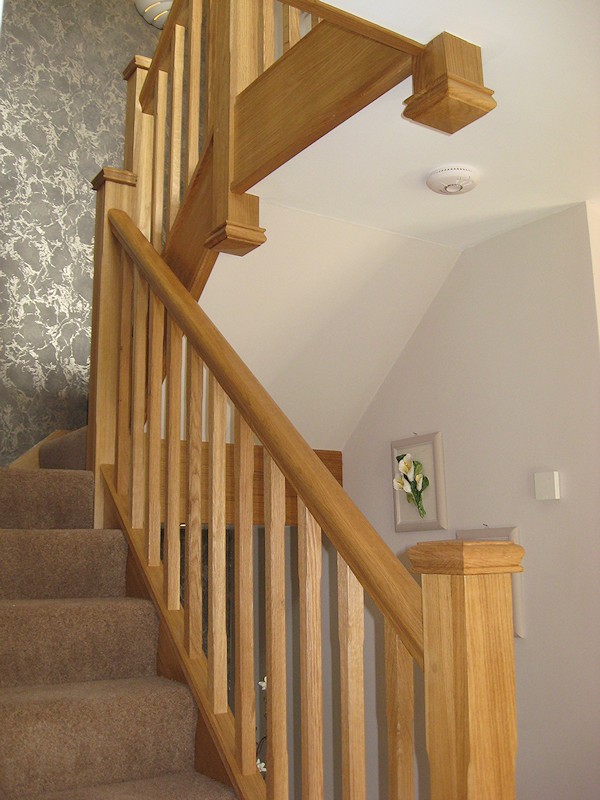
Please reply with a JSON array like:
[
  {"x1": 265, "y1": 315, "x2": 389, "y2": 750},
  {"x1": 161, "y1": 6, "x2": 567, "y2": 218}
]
[
  {"x1": 165, "y1": 317, "x2": 183, "y2": 610},
  {"x1": 129, "y1": 265, "x2": 148, "y2": 529},
  {"x1": 158, "y1": 442, "x2": 342, "y2": 525},
  {"x1": 208, "y1": 372, "x2": 228, "y2": 714},
  {"x1": 115, "y1": 250, "x2": 133, "y2": 497},
  {"x1": 109, "y1": 209, "x2": 424, "y2": 665},
  {"x1": 101, "y1": 466, "x2": 265, "y2": 800},
  {"x1": 145, "y1": 290, "x2": 164, "y2": 566},
  {"x1": 151, "y1": 69, "x2": 168, "y2": 251},
  {"x1": 384, "y1": 619, "x2": 414, "y2": 800},
  {"x1": 233, "y1": 22, "x2": 413, "y2": 193},
  {"x1": 186, "y1": 0, "x2": 203, "y2": 185},
  {"x1": 167, "y1": 24, "x2": 186, "y2": 230},
  {"x1": 234, "y1": 411, "x2": 256, "y2": 774},
  {"x1": 261, "y1": 0, "x2": 276, "y2": 71},
  {"x1": 337, "y1": 555, "x2": 366, "y2": 800},
  {"x1": 276, "y1": 0, "x2": 424, "y2": 55},
  {"x1": 298, "y1": 499, "x2": 324, "y2": 799},
  {"x1": 185, "y1": 345, "x2": 204, "y2": 658},
  {"x1": 264, "y1": 453, "x2": 288, "y2": 799},
  {"x1": 282, "y1": 4, "x2": 301, "y2": 52}
]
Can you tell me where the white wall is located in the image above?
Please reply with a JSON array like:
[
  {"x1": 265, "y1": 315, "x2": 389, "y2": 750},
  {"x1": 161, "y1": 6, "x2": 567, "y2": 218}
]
[
  {"x1": 200, "y1": 201, "x2": 459, "y2": 449},
  {"x1": 587, "y1": 202, "x2": 600, "y2": 350},
  {"x1": 343, "y1": 204, "x2": 600, "y2": 799}
]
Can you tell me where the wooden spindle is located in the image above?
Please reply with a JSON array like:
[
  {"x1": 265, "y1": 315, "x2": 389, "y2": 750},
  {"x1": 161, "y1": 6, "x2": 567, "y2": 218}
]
[
  {"x1": 282, "y1": 4, "x2": 301, "y2": 52},
  {"x1": 298, "y1": 499, "x2": 324, "y2": 799},
  {"x1": 115, "y1": 250, "x2": 133, "y2": 497},
  {"x1": 384, "y1": 618, "x2": 415, "y2": 800},
  {"x1": 151, "y1": 69, "x2": 168, "y2": 250},
  {"x1": 262, "y1": 0, "x2": 276, "y2": 71},
  {"x1": 185, "y1": 345, "x2": 204, "y2": 657},
  {"x1": 208, "y1": 372, "x2": 228, "y2": 714},
  {"x1": 167, "y1": 24, "x2": 185, "y2": 230},
  {"x1": 165, "y1": 317, "x2": 183, "y2": 610},
  {"x1": 338, "y1": 554, "x2": 366, "y2": 800},
  {"x1": 186, "y1": 0, "x2": 203, "y2": 185},
  {"x1": 264, "y1": 452, "x2": 288, "y2": 798},
  {"x1": 129, "y1": 265, "x2": 148, "y2": 529},
  {"x1": 145, "y1": 289, "x2": 165, "y2": 566},
  {"x1": 311, "y1": 14, "x2": 320, "y2": 29},
  {"x1": 234, "y1": 411, "x2": 256, "y2": 773}
]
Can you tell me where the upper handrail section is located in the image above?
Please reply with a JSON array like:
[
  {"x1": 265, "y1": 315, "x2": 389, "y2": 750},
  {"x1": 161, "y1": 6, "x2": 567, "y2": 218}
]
[{"x1": 108, "y1": 207, "x2": 425, "y2": 666}]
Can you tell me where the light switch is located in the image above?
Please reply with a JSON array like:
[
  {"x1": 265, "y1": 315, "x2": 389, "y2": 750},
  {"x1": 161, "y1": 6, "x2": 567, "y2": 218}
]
[{"x1": 534, "y1": 471, "x2": 560, "y2": 500}]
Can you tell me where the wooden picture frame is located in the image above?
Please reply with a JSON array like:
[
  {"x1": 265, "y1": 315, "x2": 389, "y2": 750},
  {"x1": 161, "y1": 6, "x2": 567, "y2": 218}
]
[{"x1": 391, "y1": 432, "x2": 448, "y2": 532}]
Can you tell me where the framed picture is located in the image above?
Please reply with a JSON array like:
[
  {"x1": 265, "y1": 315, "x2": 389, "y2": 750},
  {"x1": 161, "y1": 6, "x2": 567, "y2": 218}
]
[{"x1": 391, "y1": 432, "x2": 448, "y2": 532}]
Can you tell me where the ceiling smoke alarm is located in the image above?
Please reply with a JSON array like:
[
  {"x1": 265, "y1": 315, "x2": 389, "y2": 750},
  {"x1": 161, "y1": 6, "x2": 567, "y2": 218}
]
[{"x1": 426, "y1": 165, "x2": 480, "y2": 195}]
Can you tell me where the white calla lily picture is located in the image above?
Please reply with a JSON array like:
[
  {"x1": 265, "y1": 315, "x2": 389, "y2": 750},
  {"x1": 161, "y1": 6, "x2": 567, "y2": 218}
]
[{"x1": 391, "y1": 432, "x2": 448, "y2": 532}]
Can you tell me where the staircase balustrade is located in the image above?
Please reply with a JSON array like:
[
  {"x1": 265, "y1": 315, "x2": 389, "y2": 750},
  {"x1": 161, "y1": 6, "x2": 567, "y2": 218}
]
[{"x1": 87, "y1": 2, "x2": 519, "y2": 798}]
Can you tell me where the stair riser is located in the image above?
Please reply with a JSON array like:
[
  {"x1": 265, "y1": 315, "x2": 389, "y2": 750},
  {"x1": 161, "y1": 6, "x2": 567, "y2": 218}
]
[
  {"x1": 0, "y1": 598, "x2": 159, "y2": 687},
  {"x1": 0, "y1": 469, "x2": 94, "y2": 529},
  {"x1": 0, "y1": 529, "x2": 127, "y2": 599}
]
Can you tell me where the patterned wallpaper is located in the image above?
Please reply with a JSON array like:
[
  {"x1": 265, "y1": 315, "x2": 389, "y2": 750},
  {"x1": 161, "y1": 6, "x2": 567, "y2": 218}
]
[{"x1": 0, "y1": 0, "x2": 158, "y2": 464}]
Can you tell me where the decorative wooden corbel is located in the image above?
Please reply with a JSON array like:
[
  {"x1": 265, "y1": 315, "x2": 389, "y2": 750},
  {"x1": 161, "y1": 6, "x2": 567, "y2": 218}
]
[{"x1": 403, "y1": 32, "x2": 496, "y2": 134}]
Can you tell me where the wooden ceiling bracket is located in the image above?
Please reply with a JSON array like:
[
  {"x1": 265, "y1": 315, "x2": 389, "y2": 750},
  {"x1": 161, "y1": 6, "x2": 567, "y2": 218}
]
[{"x1": 403, "y1": 31, "x2": 496, "y2": 134}]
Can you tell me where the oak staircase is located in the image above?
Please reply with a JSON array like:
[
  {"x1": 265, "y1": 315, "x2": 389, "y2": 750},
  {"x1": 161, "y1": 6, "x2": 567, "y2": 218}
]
[{"x1": 4, "y1": 2, "x2": 523, "y2": 799}]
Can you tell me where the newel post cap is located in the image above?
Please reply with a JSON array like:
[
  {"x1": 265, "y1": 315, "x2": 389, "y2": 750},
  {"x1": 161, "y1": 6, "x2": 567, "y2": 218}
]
[{"x1": 408, "y1": 539, "x2": 524, "y2": 576}]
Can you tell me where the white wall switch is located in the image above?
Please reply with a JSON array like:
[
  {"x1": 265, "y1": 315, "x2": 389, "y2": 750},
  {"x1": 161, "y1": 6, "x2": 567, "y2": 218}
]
[
  {"x1": 456, "y1": 527, "x2": 525, "y2": 638},
  {"x1": 534, "y1": 471, "x2": 560, "y2": 500}
]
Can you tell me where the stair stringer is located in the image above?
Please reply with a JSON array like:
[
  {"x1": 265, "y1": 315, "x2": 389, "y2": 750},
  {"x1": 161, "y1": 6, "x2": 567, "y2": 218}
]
[{"x1": 100, "y1": 464, "x2": 265, "y2": 800}]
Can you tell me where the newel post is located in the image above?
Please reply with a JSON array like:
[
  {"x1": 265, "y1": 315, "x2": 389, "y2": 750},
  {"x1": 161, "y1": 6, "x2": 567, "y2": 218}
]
[
  {"x1": 88, "y1": 168, "x2": 137, "y2": 527},
  {"x1": 408, "y1": 540, "x2": 524, "y2": 800}
]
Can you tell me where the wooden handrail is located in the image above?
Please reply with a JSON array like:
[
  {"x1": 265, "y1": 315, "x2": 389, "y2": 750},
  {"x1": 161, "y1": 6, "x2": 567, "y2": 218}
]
[
  {"x1": 108, "y1": 207, "x2": 424, "y2": 666},
  {"x1": 280, "y1": 0, "x2": 425, "y2": 55}
]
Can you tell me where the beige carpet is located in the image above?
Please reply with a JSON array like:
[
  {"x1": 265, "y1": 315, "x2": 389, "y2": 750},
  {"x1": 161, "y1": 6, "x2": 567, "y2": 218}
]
[{"x1": 0, "y1": 459, "x2": 235, "y2": 800}]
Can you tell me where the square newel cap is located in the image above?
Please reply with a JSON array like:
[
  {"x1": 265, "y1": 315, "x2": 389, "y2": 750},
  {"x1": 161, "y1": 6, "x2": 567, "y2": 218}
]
[{"x1": 408, "y1": 540, "x2": 524, "y2": 575}]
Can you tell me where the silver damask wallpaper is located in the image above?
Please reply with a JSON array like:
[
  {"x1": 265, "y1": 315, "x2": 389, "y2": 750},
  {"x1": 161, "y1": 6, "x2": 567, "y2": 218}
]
[{"x1": 0, "y1": 0, "x2": 158, "y2": 463}]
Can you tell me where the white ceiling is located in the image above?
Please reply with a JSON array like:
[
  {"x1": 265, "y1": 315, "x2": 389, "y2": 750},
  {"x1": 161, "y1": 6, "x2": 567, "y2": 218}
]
[{"x1": 254, "y1": 0, "x2": 600, "y2": 249}]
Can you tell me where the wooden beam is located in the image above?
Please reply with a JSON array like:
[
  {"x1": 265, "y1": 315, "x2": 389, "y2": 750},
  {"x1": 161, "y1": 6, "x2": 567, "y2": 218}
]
[{"x1": 232, "y1": 22, "x2": 413, "y2": 193}]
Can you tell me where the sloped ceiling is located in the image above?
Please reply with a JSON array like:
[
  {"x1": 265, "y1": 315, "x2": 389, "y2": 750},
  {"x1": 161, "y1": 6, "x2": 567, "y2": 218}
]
[
  {"x1": 201, "y1": 204, "x2": 459, "y2": 448},
  {"x1": 203, "y1": 0, "x2": 600, "y2": 449}
]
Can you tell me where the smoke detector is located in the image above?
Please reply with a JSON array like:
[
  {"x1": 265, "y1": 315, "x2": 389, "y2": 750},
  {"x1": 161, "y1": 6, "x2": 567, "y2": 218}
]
[{"x1": 426, "y1": 164, "x2": 480, "y2": 195}]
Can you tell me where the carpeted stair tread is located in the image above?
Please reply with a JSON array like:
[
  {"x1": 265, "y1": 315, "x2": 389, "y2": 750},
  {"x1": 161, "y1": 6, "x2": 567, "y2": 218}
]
[
  {"x1": 39, "y1": 426, "x2": 88, "y2": 471},
  {"x1": 0, "y1": 528, "x2": 126, "y2": 599},
  {"x1": 0, "y1": 598, "x2": 159, "y2": 687},
  {"x1": 0, "y1": 676, "x2": 197, "y2": 799},
  {"x1": 0, "y1": 468, "x2": 94, "y2": 529},
  {"x1": 32, "y1": 769, "x2": 236, "y2": 799}
]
